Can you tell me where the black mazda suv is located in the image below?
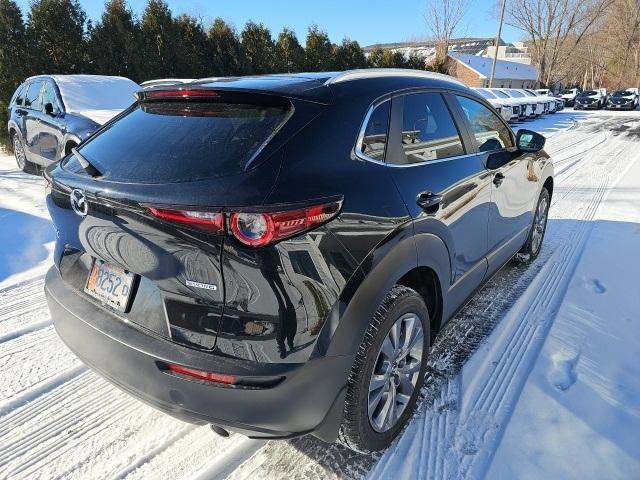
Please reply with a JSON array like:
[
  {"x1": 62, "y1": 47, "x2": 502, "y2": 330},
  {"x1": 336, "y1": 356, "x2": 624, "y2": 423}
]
[{"x1": 44, "y1": 70, "x2": 553, "y2": 453}]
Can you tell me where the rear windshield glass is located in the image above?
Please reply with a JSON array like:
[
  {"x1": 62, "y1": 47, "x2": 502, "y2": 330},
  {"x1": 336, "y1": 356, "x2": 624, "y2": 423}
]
[{"x1": 67, "y1": 101, "x2": 289, "y2": 183}]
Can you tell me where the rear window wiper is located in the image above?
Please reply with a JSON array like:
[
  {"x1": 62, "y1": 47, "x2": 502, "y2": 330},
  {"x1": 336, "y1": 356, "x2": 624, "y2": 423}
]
[{"x1": 71, "y1": 147, "x2": 102, "y2": 178}]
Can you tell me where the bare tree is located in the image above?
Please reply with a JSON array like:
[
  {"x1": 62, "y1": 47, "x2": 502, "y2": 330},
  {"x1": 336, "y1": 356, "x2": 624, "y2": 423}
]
[
  {"x1": 503, "y1": 0, "x2": 614, "y2": 86},
  {"x1": 424, "y1": 0, "x2": 469, "y2": 66}
]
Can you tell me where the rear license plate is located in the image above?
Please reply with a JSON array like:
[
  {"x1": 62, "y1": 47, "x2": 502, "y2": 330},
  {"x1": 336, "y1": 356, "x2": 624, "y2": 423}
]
[{"x1": 84, "y1": 259, "x2": 135, "y2": 312}]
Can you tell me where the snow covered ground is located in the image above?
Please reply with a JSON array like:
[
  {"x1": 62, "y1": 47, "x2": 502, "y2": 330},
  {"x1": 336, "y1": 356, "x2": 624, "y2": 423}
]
[{"x1": 0, "y1": 109, "x2": 639, "y2": 479}]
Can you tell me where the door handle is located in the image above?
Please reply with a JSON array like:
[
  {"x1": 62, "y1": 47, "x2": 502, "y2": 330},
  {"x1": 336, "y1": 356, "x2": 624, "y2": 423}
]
[
  {"x1": 416, "y1": 192, "x2": 443, "y2": 213},
  {"x1": 493, "y1": 172, "x2": 505, "y2": 186}
]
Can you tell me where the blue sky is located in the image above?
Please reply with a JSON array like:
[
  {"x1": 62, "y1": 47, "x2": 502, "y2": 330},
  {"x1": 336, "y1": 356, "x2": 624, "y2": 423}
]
[{"x1": 17, "y1": 0, "x2": 524, "y2": 47}]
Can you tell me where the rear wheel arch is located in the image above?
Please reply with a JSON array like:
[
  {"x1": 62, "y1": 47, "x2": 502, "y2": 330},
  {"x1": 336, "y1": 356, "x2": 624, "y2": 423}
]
[
  {"x1": 325, "y1": 232, "x2": 450, "y2": 357},
  {"x1": 543, "y1": 175, "x2": 553, "y2": 199}
]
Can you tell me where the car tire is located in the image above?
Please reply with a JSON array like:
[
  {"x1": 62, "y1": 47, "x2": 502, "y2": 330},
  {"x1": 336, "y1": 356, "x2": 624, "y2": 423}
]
[
  {"x1": 516, "y1": 187, "x2": 550, "y2": 263},
  {"x1": 12, "y1": 133, "x2": 38, "y2": 175},
  {"x1": 337, "y1": 285, "x2": 430, "y2": 453}
]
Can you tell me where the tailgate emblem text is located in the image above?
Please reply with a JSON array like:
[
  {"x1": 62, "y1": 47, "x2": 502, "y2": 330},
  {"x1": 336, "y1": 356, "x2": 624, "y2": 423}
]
[{"x1": 185, "y1": 280, "x2": 217, "y2": 291}]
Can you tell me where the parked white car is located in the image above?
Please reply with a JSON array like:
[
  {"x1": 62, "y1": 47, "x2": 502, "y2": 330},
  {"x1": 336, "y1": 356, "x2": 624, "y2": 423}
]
[
  {"x1": 560, "y1": 88, "x2": 580, "y2": 106},
  {"x1": 525, "y1": 89, "x2": 560, "y2": 113},
  {"x1": 497, "y1": 88, "x2": 540, "y2": 117},
  {"x1": 473, "y1": 88, "x2": 520, "y2": 122},
  {"x1": 486, "y1": 88, "x2": 530, "y2": 120}
]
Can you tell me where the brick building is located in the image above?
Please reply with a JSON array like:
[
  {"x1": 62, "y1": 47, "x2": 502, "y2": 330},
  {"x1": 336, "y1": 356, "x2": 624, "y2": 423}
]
[{"x1": 447, "y1": 52, "x2": 538, "y2": 89}]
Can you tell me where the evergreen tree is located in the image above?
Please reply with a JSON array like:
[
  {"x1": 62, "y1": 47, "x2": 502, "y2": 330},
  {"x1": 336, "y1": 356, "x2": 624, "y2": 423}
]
[
  {"x1": 175, "y1": 14, "x2": 210, "y2": 78},
  {"x1": 240, "y1": 21, "x2": 274, "y2": 74},
  {"x1": 0, "y1": 0, "x2": 27, "y2": 144},
  {"x1": 367, "y1": 47, "x2": 385, "y2": 67},
  {"x1": 207, "y1": 18, "x2": 242, "y2": 76},
  {"x1": 369, "y1": 48, "x2": 408, "y2": 68},
  {"x1": 274, "y1": 27, "x2": 304, "y2": 73},
  {"x1": 332, "y1": 37, "x2": 367, "y2": 70},
  {"x1": 87, "y1": 0, "x2": 139, "y2": 79},
  {"x1": 138, "y1": 0, "x2": 180, "y2": 80},
  {"x1": 406, "y1": 52, "x2": 425, "y2": 70},
  {"x1": 304, "y1": 25, "x2": 333, "y2": 71},
  {"x1": 26, "y1": 0, "x2": 86, "y2": 74}
]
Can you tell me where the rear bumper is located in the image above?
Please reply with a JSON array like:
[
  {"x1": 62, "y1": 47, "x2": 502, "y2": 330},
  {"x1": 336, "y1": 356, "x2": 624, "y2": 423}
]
[{"x1": 45, "y1": 266, "x2": 351, "y2": 441}]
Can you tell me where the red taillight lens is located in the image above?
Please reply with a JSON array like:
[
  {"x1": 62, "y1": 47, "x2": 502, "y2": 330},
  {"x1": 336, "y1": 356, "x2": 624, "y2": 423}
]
[
  {"x1": 149, "y1": 207, "x2": 224, "y2": 233},
  {"x1": 142, "y1": 89, "x2": 219, "y2": 100},
  {"x1": 230, "y1": 200, "x2": 342, "y2": 247},
  {"x1": 148, "y1": 200, "x2": 341, "y2": 246},
  {"x1": 166, "y1": 363, "x2": 236, "y2": 385}
]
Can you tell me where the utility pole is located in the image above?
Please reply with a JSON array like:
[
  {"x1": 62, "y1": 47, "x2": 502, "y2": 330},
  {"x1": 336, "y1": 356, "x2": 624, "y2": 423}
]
[{"x1": 489, "y1": 0, "x2": 506, "y2": 88}]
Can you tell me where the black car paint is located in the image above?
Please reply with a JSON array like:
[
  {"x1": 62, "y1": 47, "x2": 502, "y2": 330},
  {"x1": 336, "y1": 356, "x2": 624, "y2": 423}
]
[
  {"x1": 44, "y1": 71, "x2": 553, "y2": 442},
  {"x1": 8, "y1": 76, "x2": 106, "y2": 166}
]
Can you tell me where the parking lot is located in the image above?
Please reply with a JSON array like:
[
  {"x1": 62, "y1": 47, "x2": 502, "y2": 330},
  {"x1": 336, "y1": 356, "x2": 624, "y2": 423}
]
[{"x1": 1, "y1": 108, "x2": 638, "y2": 479}]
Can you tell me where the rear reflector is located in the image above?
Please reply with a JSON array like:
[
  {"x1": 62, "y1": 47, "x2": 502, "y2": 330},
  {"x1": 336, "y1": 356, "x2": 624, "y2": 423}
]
[{"x1": 166, "y1": 363, "x2": 236, "y2": 385}]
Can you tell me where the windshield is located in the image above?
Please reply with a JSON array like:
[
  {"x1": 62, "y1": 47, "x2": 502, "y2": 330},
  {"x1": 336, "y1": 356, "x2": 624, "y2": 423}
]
[
  {"x1": 55, "y1": 75, "x2": 140, "y2": 112},
  {"x1": 490, "y1": 89, "x2": 510, "y2": 99},
  {"x1": 67, "y1": 101, "x2": 290, "y2": 183},
  {"x1": 613, "y1": 90, "x2": 633, "y2": 97},
  {"x1": 475, "y1": 89, "x2": 496, "y2": 99},
  {"x1": 562, "y1": 89, "x2": 575, "y2": 94},
  {"x1": 506, "y1": 89, "x2": 525, "y2": 98},
  {"x1": 579, "y1": 91, "x2": 598, "y2": 96}
]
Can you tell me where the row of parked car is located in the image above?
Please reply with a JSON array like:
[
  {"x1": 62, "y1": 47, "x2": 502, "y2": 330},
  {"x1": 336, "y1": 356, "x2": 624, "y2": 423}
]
[
  {"x1": 473, "y1": 87, "x2": 565, "y2": 123},
  {"x1": 559, "y1": 87, "x2": 640, "y2": 110}
]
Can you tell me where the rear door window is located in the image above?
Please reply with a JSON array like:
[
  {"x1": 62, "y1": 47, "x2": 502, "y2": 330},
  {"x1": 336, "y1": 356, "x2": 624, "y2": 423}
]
[
  {"x1": 25, "y1": 80, "x2": 44, "y2": 110},
  {"x1": 393, "y1": 92, "x2": 465, "y2": 164},
  {"x1": 70, "y1": 101, "x2": 291, "y2": 183},
  {"x1": 455, "y1": 95, "x2": 514, "y2": 152},
  {"x1": 42, "y1": 81, "x2": 62, "y2": 114},
  {"x1": 357, "y1": 100, "x2": 390, "y2": 161},
  {"x1": 11, "y1": 83, "x2": 27, "y2": 106}
]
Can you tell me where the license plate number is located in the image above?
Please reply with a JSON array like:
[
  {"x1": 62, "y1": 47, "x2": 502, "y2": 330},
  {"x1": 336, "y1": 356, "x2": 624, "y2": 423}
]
[{"x1": 84, "y1": 259, "x2": 135, "y2": 312}]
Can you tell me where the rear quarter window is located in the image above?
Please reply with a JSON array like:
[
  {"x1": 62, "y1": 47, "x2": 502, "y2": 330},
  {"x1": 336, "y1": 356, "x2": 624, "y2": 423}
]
[{"x1": 67, "y1": 101, "x2": 290, "y2": 183}]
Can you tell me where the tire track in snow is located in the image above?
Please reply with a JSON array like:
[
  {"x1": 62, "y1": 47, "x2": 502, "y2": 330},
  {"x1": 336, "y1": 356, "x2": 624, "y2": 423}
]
[
  {"x1": 0, "y1": 326, "x2": 81, "y2": 403},
  {"x1": 0, "y1": 277, "x2": 51, "y2": 342},
  {"x1": 0, "y1": 371, "x2": 193, "y2": 480}
]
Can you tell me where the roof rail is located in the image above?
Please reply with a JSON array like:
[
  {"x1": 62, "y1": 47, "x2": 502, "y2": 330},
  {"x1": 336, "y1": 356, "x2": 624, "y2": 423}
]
[{"x1": 324, "y1": 68, "x2": 465, "y2": 86}]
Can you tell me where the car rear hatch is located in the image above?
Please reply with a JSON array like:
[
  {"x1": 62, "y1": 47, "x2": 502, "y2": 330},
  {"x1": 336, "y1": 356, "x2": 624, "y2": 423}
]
[{"x1": 46, "y1": 86, "x2": 327, "y2": 352}]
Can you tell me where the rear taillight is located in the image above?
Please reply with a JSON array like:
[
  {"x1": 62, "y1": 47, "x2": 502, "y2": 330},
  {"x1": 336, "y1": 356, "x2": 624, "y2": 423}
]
[
  {"x1": 230, "y1": 202, "x2": 341, "y2": 247},
  {"x1": 147, "y1": 200, "x2": 342, "y2": 247},
  {"x1": 149, "y1": 207, "x2": 224, "y2": 233}
]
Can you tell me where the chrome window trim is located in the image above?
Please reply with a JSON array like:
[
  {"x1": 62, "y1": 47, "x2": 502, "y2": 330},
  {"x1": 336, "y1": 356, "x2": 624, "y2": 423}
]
[
  {"x1": 354, "y1": 98, "x2": 391, "y2": 165},
  {"x1": 354, "y1": 96, "x2": 481, "y2": 168}
]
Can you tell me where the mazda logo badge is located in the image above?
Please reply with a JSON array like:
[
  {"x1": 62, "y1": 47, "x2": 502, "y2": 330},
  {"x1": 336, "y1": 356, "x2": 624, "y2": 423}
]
[{"x1": 70, "y1": 189, "x2": 88, "y2": 217}]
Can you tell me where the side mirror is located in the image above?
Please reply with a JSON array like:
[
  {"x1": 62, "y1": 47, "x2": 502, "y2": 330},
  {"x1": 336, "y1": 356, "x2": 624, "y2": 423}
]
[
  {"x1": 44, "y1": 102, "x2": 54, "y2": 115},
  {"x1": 516, "y1": 129, "x2": 545, "y2": 152}
]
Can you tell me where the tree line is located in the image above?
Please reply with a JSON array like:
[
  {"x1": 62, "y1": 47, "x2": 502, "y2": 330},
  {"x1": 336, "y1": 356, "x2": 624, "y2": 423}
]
[{"x1": 0, "y1": 0, "x2": 429, "y2": 144}]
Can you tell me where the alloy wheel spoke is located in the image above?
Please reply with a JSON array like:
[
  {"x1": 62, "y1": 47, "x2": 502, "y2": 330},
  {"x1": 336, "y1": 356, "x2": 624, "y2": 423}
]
[{"x1": 369, "y1": 373, "x2": 387, "y2": 393}]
